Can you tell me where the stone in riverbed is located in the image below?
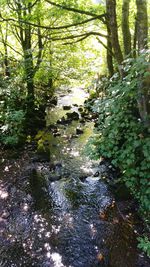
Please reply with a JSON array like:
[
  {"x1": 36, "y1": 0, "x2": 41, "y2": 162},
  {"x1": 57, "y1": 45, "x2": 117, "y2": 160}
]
[
  {"x1": 2, "y1": 211, "x2": 10, "y2": 219},
  {"x1": 50, "y1": 175, "x2": 62, "y2": 181},
  {"x1": 53, "y1": 132, "x2": 61, "y2": 137},
  {"x1": 47, "y1": 124, "x2": 58, "y2": 130},
  {"x1": 71, "y1": 134, "x2": 78, "y2": 139},
  {"x1": 49, "y1": 96, "x2": 58, "y2": 106},
  {"x1": 49, "y1": 161, "x2": 62, "y2": 171},
  {"x1": 66, "y1": 111, "x2": 79, "y2": 120},
  {"x1": 63, "y1": 105, "x2": 72, "y2": 110},
  {"x1": 78, "y1": 107, "x2": 84, "y2": 113},
  {"x1": 79, "y1": 118, "x2": 86, "y2": 123},
  {"x1": 76, "y1": 128, "x2": 84, "y2": 135},
  {"x1": 93, "y1": 171, "x2": 100, "y2": 177},
  {"x1": 79, "y1": 175, "x2": 88, "y2": 182},
  {"x1": 80, "y1": 110, "x2": 89, "y2": 118},
  {"x1": 57, "y1": 117, "x2": 70, "y2": 125}
]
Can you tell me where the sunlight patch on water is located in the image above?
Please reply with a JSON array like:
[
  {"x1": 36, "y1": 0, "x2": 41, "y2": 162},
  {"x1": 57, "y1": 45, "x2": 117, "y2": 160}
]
[
  {"x1": 51, "y1": 252, "x2": 66, "y2": 267},
  {"x1": 70, "y1": 150, "x2": 79, "y2": 157},
  {"x1": 0, "y1": 186, "x2": 8, "y2": 199},
  {"x1": 58, "y1": 87, "x2": 89, "y2": 106},
  {"x1": 46, "y1": 251, "x2": 69, "y2": 267},
  {"x1": 22, "y1": 203, "x2": 29, "y2": 211}
]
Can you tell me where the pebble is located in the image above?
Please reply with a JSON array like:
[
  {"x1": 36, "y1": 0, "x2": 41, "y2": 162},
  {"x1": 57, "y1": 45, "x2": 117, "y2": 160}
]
[{"x1": 2, "y1": 211, "x2": 10, "y2": 219}]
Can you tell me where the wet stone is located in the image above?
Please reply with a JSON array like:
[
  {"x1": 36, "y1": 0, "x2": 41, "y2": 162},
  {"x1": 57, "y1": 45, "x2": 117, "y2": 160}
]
[
  {"x1": 93, "y1": 171, "x2": 100, "y2": 177},
  {"x1": 78, "y1": 107, "x2": 84, "y2": 112},
  {"x1": 79, "y1": 118, "x2": 86, "y2": 123},
  {"x1": 47, "y1": 124, "x2": 58, "y2": 130},
  {"x1": 53, "y1": 132, "x2": 61, "y2": 137},
  {"x1": 63, "y1": 105, "x2": 72, "y2": 110},
  {"x1": 76, "y1": 128, "x2": 84, "y2": 135},
  {"x1": 66, "y1": 111, "x2": 79, "y2": 120},
  {"x1": 2, "y1": 211, "x2": 10, "y2": 219},
  {"x1": 79, "y1": 175, "x2": 88, "y2": 182},
  {"x1": 57, "y1": 117, "x2": 71, "y2": 125},
  {"x1": 71, "y1": 134, "x2": 79, "y2": 139},
  {"x1": 49, "y1": 96, "x2": 58, "y2": 106},
  {"x1": 48, "y1": 174, "x2": 62, "y2": 181}
]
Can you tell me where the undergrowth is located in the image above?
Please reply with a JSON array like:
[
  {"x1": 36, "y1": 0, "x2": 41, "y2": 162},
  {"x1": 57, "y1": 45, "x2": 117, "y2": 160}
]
[{"x1": 86, "y1": 50, "x2": 150, "y2": 256}]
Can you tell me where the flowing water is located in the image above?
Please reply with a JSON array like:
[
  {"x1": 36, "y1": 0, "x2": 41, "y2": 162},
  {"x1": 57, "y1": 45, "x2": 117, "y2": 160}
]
[{"x1": 0, "y1": 87, "x2": 142, "y2": 267}]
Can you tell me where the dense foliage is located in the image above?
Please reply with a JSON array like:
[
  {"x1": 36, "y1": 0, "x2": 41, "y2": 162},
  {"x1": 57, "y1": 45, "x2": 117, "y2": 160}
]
[
  {"x1": 86, "y1": 51, "x2": 150, "y2": 255},
  {"x1": 0, "y1": 76, "x2": 26, "y2": 146}
]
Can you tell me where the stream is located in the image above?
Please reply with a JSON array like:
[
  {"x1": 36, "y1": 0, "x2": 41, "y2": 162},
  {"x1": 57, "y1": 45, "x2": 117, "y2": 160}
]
[{"x1": 0, "y1": 87, "x2": 146, "y2": 267}]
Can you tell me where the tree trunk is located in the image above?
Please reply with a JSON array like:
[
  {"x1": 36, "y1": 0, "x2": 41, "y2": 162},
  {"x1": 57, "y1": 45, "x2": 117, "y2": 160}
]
[
  {"x1": 137, "y1": 77, "x2": 150, "y2": 128},
  {"x1": 23, "y1": 48, "x2": 35, "y2": 113},
  {"x1": 106, "y1": 23, "x2": 114, "y2": 77},
  {"x1": 106, "y1": 0, "x2": 123, "y2": 70},
  {"x1": 23, "y1": 36, "x2": 35, "y2": 112},
  {"x1": 133, "y1": 17, "x2": 137, "y2": 58},
  {"x1": 0, "y1": 23, "x2": 10, "y2": 77},
  {"x1": 4, "y1": 44, "x2": 10, "y2": 77},
  {"x1": 122, "y1": 0, "x2": 131, "y2": 57},
  {"x1": 136, "y1": 0, "x2": 148, "y2": 52},
  {"x1": 136, "y1": 0, "x2": 149, "y2": 127}
]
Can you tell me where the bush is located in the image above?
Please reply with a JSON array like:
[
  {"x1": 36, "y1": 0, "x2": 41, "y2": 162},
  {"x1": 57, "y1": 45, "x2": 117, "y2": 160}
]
[
  {"x1": 85, "y1": 51, "x2": 150, "y2": 256},
  {"x1": 0, "y1": 109, "x2": 25, "y2": 146},
  {"x1": 138, "y1": 236, "x2": 150, "y2": 257},
  {"x1": 86, "y1": 51, "x2": 150, "y2": 229},
  {"x1": 0, "y1": 76, "x2": 26, "y2": 146}
]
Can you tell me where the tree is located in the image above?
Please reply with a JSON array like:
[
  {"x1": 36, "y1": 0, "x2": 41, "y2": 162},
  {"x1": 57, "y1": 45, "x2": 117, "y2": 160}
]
[
  {"x1": 122, "y1": 0, "x2": 131, "y2": 57},
  {"x1": 136, "y1": 0, "x2": 148, "y2": 52},
  {"x1": 135, "y1": 0, "x2": 149, "y2": 127},
  {"x1": 106, "y1": 0, "x2": 123, "y2": 68},
  {"x1": 9, "y1": 0, "x2": 44, "y2": 112},
  {"x1": 0, "y1": 22, "x2": 10, "y2": 77}
]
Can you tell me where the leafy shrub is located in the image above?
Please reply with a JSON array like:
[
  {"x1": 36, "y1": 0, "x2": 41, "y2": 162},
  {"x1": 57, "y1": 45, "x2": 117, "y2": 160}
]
[
  {"x1": 0, "y1": 76, "x2": 26, "y2": 146},
  {"x1": 138, "y1": 236, "x2": 150, "y2": 257},
  {"x1": 86, "y1": 51, "x2": 150, "y2": 234},
  {"x1": 86, "y1": 51, "x2": 150, "y2": 256},
  {"x1": 0, "y1": 110, "x2": 25, "y2": 146}
]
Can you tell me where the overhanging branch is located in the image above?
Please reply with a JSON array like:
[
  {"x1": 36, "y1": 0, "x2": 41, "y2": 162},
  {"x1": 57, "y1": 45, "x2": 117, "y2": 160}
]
[
  {"x1": 46, "y1": 0, "x2": 106, "y2": 22},
  {"x1": 45, "y1": 31, "x2": 107, "y2": 41},
  {"x1": 0, "y1": 13, "x2": 103, "y2": 31}
]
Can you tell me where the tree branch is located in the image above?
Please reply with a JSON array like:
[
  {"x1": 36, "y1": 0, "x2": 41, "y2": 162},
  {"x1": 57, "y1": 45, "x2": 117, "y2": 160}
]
[
  {"x1": 96, "y1": 37, "x2": 115, "y2": 56},
  {"x1": 33, "y1": 19, "x2": 44, "y2": 75},
  {"x1": 6, "y1": 0, "x2": 40, "y2": 11},
  {"x1": 3, "y1": 42, "x2": 23, "y2": 56},
  {"x1": 46, "y1": 0, "x2": 106, "y2": 22},
  {"x1": 0, "y1": 13, "x2": 103, "y2": 31},
  {"x1": 63, "y1": 35, "x2": 90, "y2": 45},
  {"x1": 48, "y1": 31, "x2": 107, "y2": 41}
]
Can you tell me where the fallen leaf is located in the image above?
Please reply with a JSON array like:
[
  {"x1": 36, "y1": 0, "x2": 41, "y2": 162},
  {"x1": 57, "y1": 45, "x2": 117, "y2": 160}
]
[
  {"x1": 97, "y1": 253, "x2": 104, "y2": 262},
  {"x1": 99, "y1": 212, "x2": 106, "y2": 220}
]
